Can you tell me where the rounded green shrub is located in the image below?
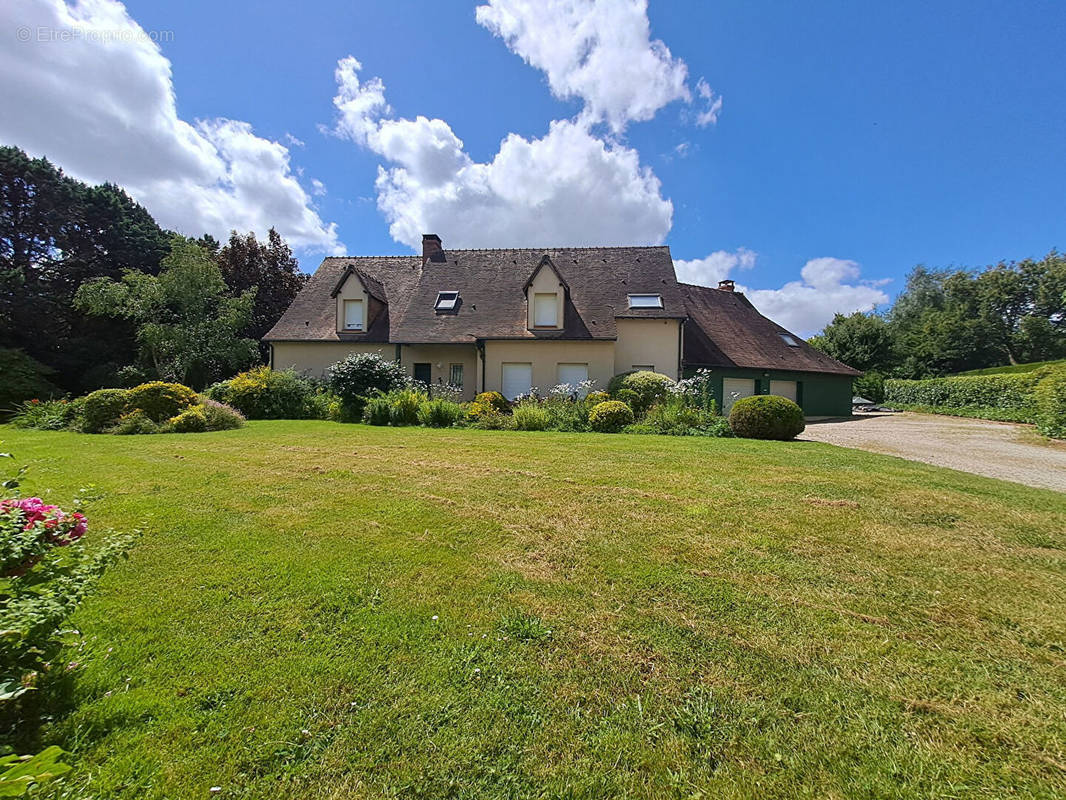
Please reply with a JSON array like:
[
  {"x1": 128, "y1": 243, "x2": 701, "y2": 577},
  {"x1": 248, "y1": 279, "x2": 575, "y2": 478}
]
[
  {"x1": 80, "y1": 388, "x2": 131, "y2": 433},
  {"x1": 474, "y1": 391, "x2": 510, "y2": 414},
  {"x1": 168, "y1": 405, "x2": 209, "y2": 433},
  {"x1": 588, "y1": 400, "x2": 635, "y2": 433},
  {"x1": 513, "y1": 400, "x2": 550, "y2": 431},
  {"x1": 728, "y1": 395, "x2": 805, "y2": 440},
  {"x1": 207, "y1": 367, "x2": 315, "y2": 419},
  {"x1": 126, "y1": 381, "x2": 197, "y2": 423},
  {"x1": 608, "y1": 371, "x2": 674, "y2": 414},
  {"x1": 1033, "y1": 370, "x2": 1066, "y2": 439},
  {"x1": 584, "y1": 391, "x2": 609, "y2": 406}
]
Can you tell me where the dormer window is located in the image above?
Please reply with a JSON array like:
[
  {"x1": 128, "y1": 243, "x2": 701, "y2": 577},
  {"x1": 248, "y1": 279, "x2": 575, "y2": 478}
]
[
  {"x1": 627, "y1": 293, "x2": 663, "y2": 309},
  {"x1": 780, "y1": 333, "x2": 799, "y2": 347},
  {"x1": 343, "y1": 299, "x2": 364, "y2": 331},
  {"x1": 533, "y1": 293, "x2": 558, "y2": 327},
  {"x1": 435, "y1": 291, "x2": 459, "y2": 312}
]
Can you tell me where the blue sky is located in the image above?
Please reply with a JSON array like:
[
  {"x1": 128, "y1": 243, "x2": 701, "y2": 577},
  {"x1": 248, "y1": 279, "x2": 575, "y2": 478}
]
[{"x1": 3, "y1": 1, "x2": 1065, "y2": 333}]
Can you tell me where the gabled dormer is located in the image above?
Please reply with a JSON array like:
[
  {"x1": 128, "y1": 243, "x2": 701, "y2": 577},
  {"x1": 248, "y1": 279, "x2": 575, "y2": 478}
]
[
  {"x1": 523, "y1": 254, "x2": 568, "y2": 331},
  {"x1": 330, "y1": 265, "x2": 386, "y2": 334}
]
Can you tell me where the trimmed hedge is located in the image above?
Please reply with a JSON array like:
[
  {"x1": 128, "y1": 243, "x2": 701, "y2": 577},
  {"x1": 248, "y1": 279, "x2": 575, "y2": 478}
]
[
  {"x1": 607, "y1": 371, "x2": 673, "y2": 414},
  {"x1": 81, "y1": 388, "x2": 131, "y2": 433},
  {"x1": 729, "y1": 395, "x2": 805, "y2": 440},
  {"x1": 885, "y1": 367, "x2": 1066, "y2": 438},
  {"x1": 126, "y1": 382, "x2": 198, "y2": 423}
]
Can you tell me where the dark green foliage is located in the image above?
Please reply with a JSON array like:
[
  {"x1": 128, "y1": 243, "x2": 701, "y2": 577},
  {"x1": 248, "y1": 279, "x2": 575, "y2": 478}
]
[
  {"x1": 417, "y1": 399, "x2": 464, "y2": 428},
  {"x1": 0, "y1": 147, "x2": 169, "y2": 393},
  {"x1": 1032, "y1": 371, "x2": 1066, "y2": 439},
  {"x1": 387, "y1": 389, "x2": 424, "y2": 426},
  {"x1": 80, "y1": 388, "x2": 130, "y2": 433},
  {"x1": 853, "y1": 371, "x2": 886, "y2": 403},
  {"x1": 588, "y1": 400, "x2": 635, "y2": 432},
  {"x1": 328, "y1": 353, "x2": 407, "y2": 419},
  {"x1": 216, "y1": 229, "x2": 307, "y2": 360},
  {"x1": 74, "y1": 237, "x2": 260, "y2": 389},
  {"x1": 124, "y1": 381, "x2": 198, "y2": 423},
  {"x1": 808, "y1": 312, "x2": 894, "y2": 373},
  {"x1": 607, "y1": 371, "x2": 674, "y2": 414},
  {"x1": 206, "y1": 367, "x2": 317, "y2": 419},
  {"x1": 0, "y1": 349, "x2": 60, "y2": 415},
  {"x1": 644, "y1": 398, "x2": 726, "y2": 436},
  {"x1": 956, "y1": 358, "x2": 1066, "y2": 376},
  {"x1": 728, "y1": 395, "x2": 805, "y2": 440}
]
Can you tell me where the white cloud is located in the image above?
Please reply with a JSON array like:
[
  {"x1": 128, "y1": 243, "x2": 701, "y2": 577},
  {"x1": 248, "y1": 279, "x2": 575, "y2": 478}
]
[
  {"x1": 679, "y1": 252, "x2": 889, "y2": 336},
  {"x1": 693, "y1": 78, "x2": 723, "y2": 127},
  {"x1": 331, "y1": 57, "x2": 672, "y2": 249},
  {"x1": 475, "y1": 0, "x2": 692, "y2": 132},
  {"x1": 0, "y1": 0, "x2": 342, "y2": 253},
  {"x1": 674, "y1": 247, "x2": 757, "y2": 285},
  {"x1": 310, "y1": 179, "x2": 327, "y2": 196}
]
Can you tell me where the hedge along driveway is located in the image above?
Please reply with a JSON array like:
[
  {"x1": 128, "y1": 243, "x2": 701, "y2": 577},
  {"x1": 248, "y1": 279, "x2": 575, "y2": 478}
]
[{"x1": 804, "y1": 412, "x2": 1066, "y2": 492}]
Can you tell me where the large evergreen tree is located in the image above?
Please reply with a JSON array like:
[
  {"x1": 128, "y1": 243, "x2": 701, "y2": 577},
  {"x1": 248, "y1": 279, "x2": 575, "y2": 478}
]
[{"x1": 0, "y1": 146, "x2": 170, "y2": 391}]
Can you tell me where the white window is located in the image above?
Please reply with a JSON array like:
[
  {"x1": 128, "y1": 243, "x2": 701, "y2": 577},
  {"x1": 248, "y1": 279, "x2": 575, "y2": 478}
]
[
  {"x1": 533, "y1": 293, "x2": 558, "y2": 327},
  {"x1": 343, "y1": 299, "x2": 364, "y2": 331},
  {"x1": 501, "y1": 363, "x2": 533, "y2": 400},
  {"x1": 779, "y1": 333, "x2": 799, "y2": 347},
  {"x1": 769, "y1": 380, "x2": 797, "y2": 402},
  {"x1": 449, "y1": 363, "x2": 463, "y2": 387},
  {"x1": 557, "y1": 363, "x2": 589, "y2": 396},
  {"x1": 435, "y1": 291, "x2": 459, "y2": 311},
  {"x1": 627, "y1": 294, "x2": 663, "y2": 309},
  {"x1": 722, "y1": 378, "x2": 756, "y2": 415}
]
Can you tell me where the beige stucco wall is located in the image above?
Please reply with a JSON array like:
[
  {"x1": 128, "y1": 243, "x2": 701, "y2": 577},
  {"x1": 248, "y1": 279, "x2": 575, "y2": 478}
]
[
  {"x1": 399, "y1": 344, "x2": 480, "y2": 400},
  {"x1": 614, "y1": 318, "x2": 681, "y2": 379},
  {"x1": 526, "y1": 264, "x2": 565, "y2": 330},
  {"x1": 271, "y1": 342, "x2": 394, "y2": 377},
  {"x1": 483, "y1": 340, "x2": 615, "y2": 396},
  {"x1": 334, "y1": 273, "x2": 370, "y2": 333}
]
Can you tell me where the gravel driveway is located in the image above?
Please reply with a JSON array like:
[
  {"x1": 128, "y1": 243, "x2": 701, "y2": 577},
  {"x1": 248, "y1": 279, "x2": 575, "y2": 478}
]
[{"x1": 802, "y1": 412, "x2": 1066, "y2": 492}]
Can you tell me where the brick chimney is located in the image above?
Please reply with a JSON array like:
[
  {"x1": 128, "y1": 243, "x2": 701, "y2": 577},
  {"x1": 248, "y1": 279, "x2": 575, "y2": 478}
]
[
  {"x1": 718, "y1": 279, "x2": 735, "y2": 292},
  {"x1": 422, "y1": 233, "x2": 445, "y2": 265}
]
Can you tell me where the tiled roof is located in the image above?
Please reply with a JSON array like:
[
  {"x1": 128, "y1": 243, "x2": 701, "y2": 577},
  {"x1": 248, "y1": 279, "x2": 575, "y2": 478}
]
[
  {"x1": 265, "y1": 247, "x2": 684, "y2": 343},
  {"x1": 679, "y1": 282, "x2": 861, "y2": 376}
]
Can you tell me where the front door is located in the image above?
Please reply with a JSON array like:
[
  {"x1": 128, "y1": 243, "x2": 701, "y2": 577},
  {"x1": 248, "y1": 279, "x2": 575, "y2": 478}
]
[
  {"x1": 722, "y1": 378, "x2": 756, "y2": 415},
  {"x1": 413, "y1": 363, "x2": 432, "y2": 386}
]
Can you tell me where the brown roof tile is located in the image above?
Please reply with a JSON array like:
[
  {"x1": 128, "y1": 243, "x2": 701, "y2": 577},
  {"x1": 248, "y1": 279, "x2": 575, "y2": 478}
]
[{"x1": 679, "y1": 282, "x2": 861, "y2": 376}]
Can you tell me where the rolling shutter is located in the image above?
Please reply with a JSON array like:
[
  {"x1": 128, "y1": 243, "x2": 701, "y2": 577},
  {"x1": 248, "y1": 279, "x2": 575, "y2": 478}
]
[{"x1": 502, "y1": 363, "x2": 533, "y2": 400}]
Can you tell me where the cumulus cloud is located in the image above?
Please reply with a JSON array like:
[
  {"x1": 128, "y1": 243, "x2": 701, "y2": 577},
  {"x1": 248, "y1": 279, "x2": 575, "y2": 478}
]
[
  {"x1": 331, "y1": 57, "x2": 672, "y2": 249},
  {"x1": 679, "y1": 252, "x2": 889, "y2": 336},
  {"x1": 674, "y1": 247, "x2": 757, "y2": 285},
  {"x1": 475, "y1": 0, "x2": 696, "y2": 132},
  {"x1": 0, "y1": 0, "x2": 341, "y2": 253}
]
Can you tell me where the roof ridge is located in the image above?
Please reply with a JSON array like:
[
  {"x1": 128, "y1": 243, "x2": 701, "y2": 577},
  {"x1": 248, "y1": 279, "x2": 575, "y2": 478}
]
[{"x1": 325, "y1": 245, "x2": 670, "y2": 259}]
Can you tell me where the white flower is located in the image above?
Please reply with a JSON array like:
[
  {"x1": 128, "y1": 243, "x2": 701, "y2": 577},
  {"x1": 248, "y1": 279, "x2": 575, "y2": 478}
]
[{"x1": 431, "y1": 615, "x2": 439, "y2": 621}]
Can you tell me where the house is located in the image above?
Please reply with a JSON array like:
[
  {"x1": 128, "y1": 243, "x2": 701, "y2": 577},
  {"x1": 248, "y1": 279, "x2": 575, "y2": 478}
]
[{"x1": 264, "y1": 234, "x2": 860, "y2": 416}]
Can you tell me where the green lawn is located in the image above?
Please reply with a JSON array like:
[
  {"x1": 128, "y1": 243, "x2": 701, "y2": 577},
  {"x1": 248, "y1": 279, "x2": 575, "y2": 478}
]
[{"x1": 5, "y1": 421, "x2": 1066, "y2": 799}]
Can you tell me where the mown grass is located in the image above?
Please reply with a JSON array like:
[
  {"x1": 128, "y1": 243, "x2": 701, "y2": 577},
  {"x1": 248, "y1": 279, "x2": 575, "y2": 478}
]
[{"x1": 4, "y1": 421, "x2": 1066, "y2": 799}]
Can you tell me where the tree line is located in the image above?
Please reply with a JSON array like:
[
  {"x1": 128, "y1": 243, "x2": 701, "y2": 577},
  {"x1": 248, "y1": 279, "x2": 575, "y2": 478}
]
[
  {"x1": 0, "y1": 145, "x2": 306, "y2": 393},
  {"x1": 809, "y1": 253, "x2": 1066, "y2": 397}
]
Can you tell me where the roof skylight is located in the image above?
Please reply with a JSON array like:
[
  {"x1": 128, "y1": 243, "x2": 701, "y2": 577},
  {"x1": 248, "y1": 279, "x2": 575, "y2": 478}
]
[
  {"x1": 780, "y1": 333, "x2": 800, "y2": 347},
  {"x1": 434, "y1": 291, "x2": 459, "y2": 312},
  {"x1": 627, "y1": 293, "x2": 663, "y2": 309}
]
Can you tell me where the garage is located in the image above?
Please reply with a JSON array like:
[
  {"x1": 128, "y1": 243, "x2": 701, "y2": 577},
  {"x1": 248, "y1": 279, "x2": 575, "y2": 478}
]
[
  {"x1": 722, "y1": 378, "x2": 755, "y2": 414},
  {"x1": 769, "y1": 380, "x2": 797, "y2": 403}
]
